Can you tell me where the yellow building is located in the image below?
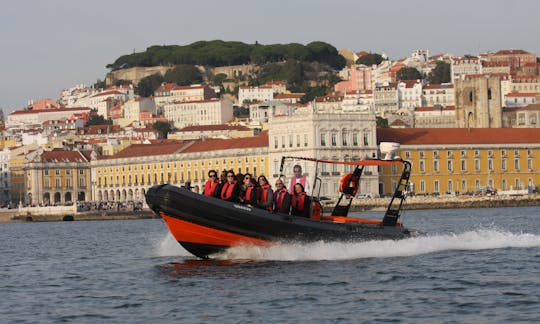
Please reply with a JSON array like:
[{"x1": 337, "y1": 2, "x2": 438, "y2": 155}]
[
  {"x1": 91, "y1": 132, "x2": 269, "y2": 203},
  {"x1": 26, "y1": 149, "x2": 93, "y2": 205},
  {"x1": 377, "y1": 128, "x2": 540, "y2": 196}
]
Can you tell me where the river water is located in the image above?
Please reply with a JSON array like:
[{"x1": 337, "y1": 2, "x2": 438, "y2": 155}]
[{"x1": 1, "y1": 207, "x2": 539, "y2": 323}]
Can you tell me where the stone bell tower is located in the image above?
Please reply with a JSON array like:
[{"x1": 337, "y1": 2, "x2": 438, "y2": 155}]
[{"x1": 455, "y1": 75, "x2": 504, "y2": 128}]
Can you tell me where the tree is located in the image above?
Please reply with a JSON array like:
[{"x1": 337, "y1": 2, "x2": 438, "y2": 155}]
[
  {"x1": 376, "y1": 116, "x2": 389, "y2": 128},
  {"x1": 163, "y1": 65, "x2": 203, "y2": 85},
  {"x1": 85, "y1": 114, "x2": 112, "y2": 126},
  {"x1": 356, "y1": 53, "x2": 385, "y2": 66},
  {"x1": 428, "y1": 61, "x2": 451, "y2": 84},
  {"x1": 153, "y1": 121, "x2": 172, "y2": 139},
  {"x1": 396, "y1": 67, "x2": 422, "y2": 81},
  {"x1": 136, "y1": 73, "x2": 164, "y2": 97},
  {"x1": 213, "y1": 73, "x2": 228, "y2": 85}
]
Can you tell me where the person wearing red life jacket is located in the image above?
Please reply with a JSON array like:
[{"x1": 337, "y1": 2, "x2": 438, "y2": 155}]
[
  {"x1": 240, "y1": 173, "x2": 257, "y2": 206},
  {"x1": 203, "y1": 170, "x2": 220, "y2": 198},
  {"x1": 288, "y1": 164, "x2": 311, "y2": 195},
  {"x1": 256, "y1": 175, "x2": 274, "y2": 211},
  {"x1": 273, "y1": 179, "x2": 291, "y2": 214},
  {"x1": 220, "y1": 170, "x2": 240, "y2": 202},
  {"x1": 291, "y1": 183, "x2": 311, "y2": 218}
]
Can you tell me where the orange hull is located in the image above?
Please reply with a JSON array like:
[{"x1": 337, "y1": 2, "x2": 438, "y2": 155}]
[{"x1": 161, "y1": 212, "x2": 271, "y2": 247}]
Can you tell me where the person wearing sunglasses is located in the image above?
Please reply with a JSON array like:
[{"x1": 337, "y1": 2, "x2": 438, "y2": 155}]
[
  {"x1": 220, "y1": 169, "x2": 240, "y2": 202},
  {"x1": 256, "y1": 175, "x2": 274, "y2": 212},
  {"x1": 239, "y1": 173, "x2": 257, "y2": 206},
  {"x1": 203, "y1": 170, "x2": 220, "y2": 198}
]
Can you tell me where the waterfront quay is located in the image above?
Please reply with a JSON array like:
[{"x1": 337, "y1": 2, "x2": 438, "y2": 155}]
[{"x1": 2, "y1": 193, "x2": 539, "y2": 223}]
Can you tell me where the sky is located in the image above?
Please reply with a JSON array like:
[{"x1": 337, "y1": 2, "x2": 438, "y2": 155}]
[{"x1": 1, "y1": 0, "x2": 539, "y2": 114}]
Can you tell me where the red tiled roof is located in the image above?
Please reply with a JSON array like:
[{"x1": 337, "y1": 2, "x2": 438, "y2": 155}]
[
  {"x1": 274, "y1": 93, "x2": 304, "y2": 99},
  {"x1": 399, "y1": 80, "x2": 422, "y2": 88},
  {"x1": 506, "y1": 93, "x2": 536, "y2": 97},
  {"x1": 182, "y1": 131, "x2": 268, "y2": 153},
  {"x1": 155, "y1": 83, "x2": 176, "y2": 93},
  {"x1": 176, "y1": 124, "x2": 251, "y2": 132},
  {"x1": 424, "y1": 84, "x2": 454, "y2": 89},
  {"x1": 10, "y1": 107, "x2": 91, "y2": 115},
  {"x1": 513, "y1": 103, "x2": 540, "y2": 111},
  {"x1": 377, "y1": 128, "x2": 540, "y2": 145},
  {"x1": 90, "y1": 90, "x2": 124, "y2": 98},
  {"x1": 111, "y1": 142, "x2": 187, "y2": 159},
  {"x1": 494, "y1": 49, "x2": 531, "y2": 55},
  {"x1": 41, "y1": 149, "x2": 89, "y2": 163}
]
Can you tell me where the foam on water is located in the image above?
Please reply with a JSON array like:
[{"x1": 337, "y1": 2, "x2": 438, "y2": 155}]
[
  {"x1": 154, "y1": 231, "x2": 191, "y2": 257},
  {"x1": 214, "y1": 229, "x2": 540, "y2": 261}
]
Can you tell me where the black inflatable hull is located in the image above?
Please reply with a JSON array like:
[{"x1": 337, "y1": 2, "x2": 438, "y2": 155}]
[{"x1": 146, "y1": 184, "x2": 411, "y2": 258}]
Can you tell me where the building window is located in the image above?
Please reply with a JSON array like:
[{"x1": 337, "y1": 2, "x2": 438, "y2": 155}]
[
  {"x1": 475, "y1": 179, "x2": 480, "y2": 190},
  {"x1": 352, "y1": 133, "x2": 358, "y2": 146},
  {"x1": 297, "y1": 135, "x2": 300, "y2": 147},
  {"x1": 419, "y1": 151, "x2": 425, "y2": 159},
  {"x1": 419, "y1": 160, "x2": 425, "y2": 172},
  {"x1": 274, "y1": 137, "x2": 278, "y2": 149},
  {"x1": 515, "y1": 178, "x2": 521, "y2": 189},
  {"x1": 474, "y1": 159, "x2": 480, "y2": 171},
  {"x1": 55, "y1": 169, "x2": 60, "y2": 175},
  {"x1": 447, "y1": 160, "x2": 453, "y2": 172},
  {"x1": 405, "y1": 151, "x2": 410, "y2": 159},
  {"x1": 502, "y1": 159, "x2": 507, "y2": 170},
  {"x1": 281, "y1": 136, "x2": 285, "y2": 148},
  {"x1": 434, "y1": 160, "x2": 439, "y2": 172},
  {"x1": 474, "y1": 150, "x2": 480, "y2": 158},
  {"x1": 528, "y1": 159, "x2": 533, "y2": 170},
  {"x1": 66, "y1": 178, "x2": 71, "y2": 188},
  {"x1": 331, "y1": 133, "x2": 337, "y2": 146},
  {"x1": 461, "y1": 160, "x2": 466, "y2": 171},
  {"x1": 448, "y1": 180, "x2": 453, "y2": 193},
  {"x1": 434, "y1": 180, "x2": 439, "y2": 193},
  {"x1": 514, "y1": 159, "x2": 520, "y2": 170},
  {"x1": 488, "y1": 159, "x2": 493, "y2": 171},
  {"x1": 79, "y1": 178, "x2": 85, "y2": 187},
  {"x1": 304, "y1": 134, "x2": 308, "y2": 147},
  {"x1": 44, "y1": 170, "x2": 49, "y2": 175},
  {"x1": 342, "y1": 130, "x2": 347, "y2": 146},
  {"x1": 420, "y1": 180, "x2": 425, "y2": 192},
  {"x1": 460, "y1": 150, "x2": 466, "y2": 158},
  {"x1": 320, "y1": 133, "x2": 326, "y2": 146},
  {"x1": 363, "y1": 132, "x2": 369, "y2": 146},
  {"x1": 502, "y1": 179, "x2": 507, "y2": 190},
  {"x1": 461, "y1": 179, "x2": 467, "y2": 191}
]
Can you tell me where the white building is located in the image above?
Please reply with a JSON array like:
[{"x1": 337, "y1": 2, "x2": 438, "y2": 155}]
[
  {"x1": 422, "y1": 83, "x2": 455, "y2": 106},
  {"x1": 238, "y1": 86, "x2": 274, "y2": 105},
  {"x1": 122, "y1": 98, "x2": 156, "y2": 124},
  {"x1": 60, "y1": 84, "x2": 97, "y2": 107},
  {"x1": 451, "y1": 57, "x2": 482, "y2": 83},
  {"x1": 414, "y1": 106, "x2": 456, "y2": 128},
  {"x1": 268, "y1": 101, "x2": 379, "y2": 198},
  {"x1": 505, "y1": 93, "x2": 537, "y2": 108},
  {"x1": 397, "y1": 80, "x2": 423, "y2": 109},
  {"x1": 6, "y1": 107, "x2": 92, "y2": 129},
  {"x1": 163, "y1": 98, "x2": 233, "y2": 129}
]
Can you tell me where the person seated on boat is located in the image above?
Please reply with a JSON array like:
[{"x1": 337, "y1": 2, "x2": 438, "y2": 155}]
[
  {"x1": 203, "y1": 170, "x2": 220, "y2": 198},
  {"x1": 183, "y1": 181, "x2": 193, "y2": 191},
  {"x1": 220, "y1": 170, "x2": 241, "y2": 202},
  {"x1": 291, "y1": 183, "x2": 311, "y2": 218},
  {"x1": 239, "y1": 173, "x2": 258, "y2": 206},
  {"x1": 273, "y1": 179, "x2": 291, "y2": 214},
  {"x1": 256, "y1": 175, "x2": 274, "y2": 211},
  {"x1": 288, "y1": 164, "x2": 311, "y2": 195}
]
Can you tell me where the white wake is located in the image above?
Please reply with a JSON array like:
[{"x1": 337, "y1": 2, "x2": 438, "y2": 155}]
[{"x1": 213, "y1": 229, "x2": 540, "y2": 261}]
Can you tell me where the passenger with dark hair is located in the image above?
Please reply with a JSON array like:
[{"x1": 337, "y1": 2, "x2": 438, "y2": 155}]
[
  {"x1": 203, "y1": 170, "x2": 220, "y2": 197},
  {"x1": 240, "y1": 173, "x2": 257, "y2": 206},
  {"x1": 291, "y1": 183, "x2": 311, "y2": 218},
  {"x1": 256, "y1": 175, "x2": 274, "y2": 211},
  {"x1": 220, "y1": 170, "x2": 240, "y2": 202},
  {"x1": 273, "y1": 179, "x2": 291, "y2": 214}
]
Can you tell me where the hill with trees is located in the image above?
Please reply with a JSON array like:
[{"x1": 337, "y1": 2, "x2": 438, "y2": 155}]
[{"x1": 107, "y1": 40, "x2": 346, "y2": 71}]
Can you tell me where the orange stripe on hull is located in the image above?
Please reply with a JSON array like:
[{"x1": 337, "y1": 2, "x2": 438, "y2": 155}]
[{"x1": 161, "y1": 213, "x2": 271, "y2": 247}]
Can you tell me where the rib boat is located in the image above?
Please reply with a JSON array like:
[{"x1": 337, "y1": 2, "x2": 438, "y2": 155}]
[{"x1": 146, "y1": 152, "x2": 413, "y2": 259}]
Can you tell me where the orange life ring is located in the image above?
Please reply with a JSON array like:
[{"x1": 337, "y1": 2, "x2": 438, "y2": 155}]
[{"x1": 339, "y1": 173, "x2": 359, "y2": 196}]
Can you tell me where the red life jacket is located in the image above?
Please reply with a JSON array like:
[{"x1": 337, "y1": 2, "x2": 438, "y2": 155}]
[
  {"x1": 221, "y1": 181, "x2": 237, "y2": 200},
  {"x1": 292, "y1": 192, "x2": 307, "y2": 211},
  {"x1": 259, "y1": 184, "x2": 272, "y2": 211},
  {"x1": 245, "y1": 186, "x2": 255, "y2": 201},
  {"x1": 203, "y1": 179, "x2": 218, "y2": 197},
  {"x1": 274, "y1": 187, "x2": 288, "y2": 210}
]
